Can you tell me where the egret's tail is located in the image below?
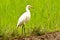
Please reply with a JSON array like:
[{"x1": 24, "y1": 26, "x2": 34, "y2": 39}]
[
  {"x1": 17, "y1": 23, "x2": 19, "y2": 27},
  {"x1": 17, "y1": 22, "x2": 22, "y2": 27}
]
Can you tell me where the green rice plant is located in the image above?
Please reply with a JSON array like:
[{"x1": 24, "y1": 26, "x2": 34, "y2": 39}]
[{"x1": 0, "y1": 0, "x2": 60, "y2": 39}]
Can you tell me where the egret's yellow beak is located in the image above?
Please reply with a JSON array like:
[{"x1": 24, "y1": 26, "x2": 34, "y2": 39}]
[
  {"x1": 30, "y1": 6, "x2": 32, "y2": 8},
  {"x1": 29, "y1": 5, "x2": 32, "y2": 8}
]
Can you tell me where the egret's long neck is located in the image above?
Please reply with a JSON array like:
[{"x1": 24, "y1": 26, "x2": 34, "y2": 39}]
[{"x1": 26, "y1": 7, "x2": 30, "y2": 12}]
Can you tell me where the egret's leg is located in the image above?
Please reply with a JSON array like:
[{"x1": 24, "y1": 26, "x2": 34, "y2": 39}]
[
  {"x1": 23, "y1": 24, "x2": 25, "y2": 35},
  {"x1": 22, "y1": 24, "x2": 26, "y2": 36},
  {"x1": 22, "y1": 25, "x2": 24, "y2": 35}
]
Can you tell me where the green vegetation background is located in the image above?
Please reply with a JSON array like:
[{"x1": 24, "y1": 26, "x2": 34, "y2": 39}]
[{"x1": 0, "y1": 0, "x2": 60, "y2": 39}]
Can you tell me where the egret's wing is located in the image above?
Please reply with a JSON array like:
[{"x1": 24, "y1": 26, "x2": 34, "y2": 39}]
[{"x1": 17, "y1": 12, "x2": 27, "y2": 27}]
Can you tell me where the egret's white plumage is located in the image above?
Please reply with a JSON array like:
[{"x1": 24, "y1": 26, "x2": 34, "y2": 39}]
[{"x1": 17, "y1": 5, "x2": 32, "y2": 27}]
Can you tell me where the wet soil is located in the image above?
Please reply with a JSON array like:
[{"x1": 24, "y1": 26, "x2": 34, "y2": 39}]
[
  {"x1": 1, "y1": 31, "x2": 60, "y2": 40},
  {"x1": 13, "y1": 31, "x2": 60, "y2": 40}
]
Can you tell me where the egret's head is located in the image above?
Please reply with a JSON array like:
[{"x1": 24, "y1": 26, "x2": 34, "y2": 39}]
[{"x1": 26, "y1": 5, "x2": 32, "y2": 9}]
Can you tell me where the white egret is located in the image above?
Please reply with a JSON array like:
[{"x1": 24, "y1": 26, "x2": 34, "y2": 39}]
[{"x1": 17, "y1": 5, "x2": 32, "y2": 35}]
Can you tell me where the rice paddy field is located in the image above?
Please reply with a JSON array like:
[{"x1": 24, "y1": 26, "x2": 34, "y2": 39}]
[{"x1": 0, "y1": 0, "x2": 60, "y2": 40}]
